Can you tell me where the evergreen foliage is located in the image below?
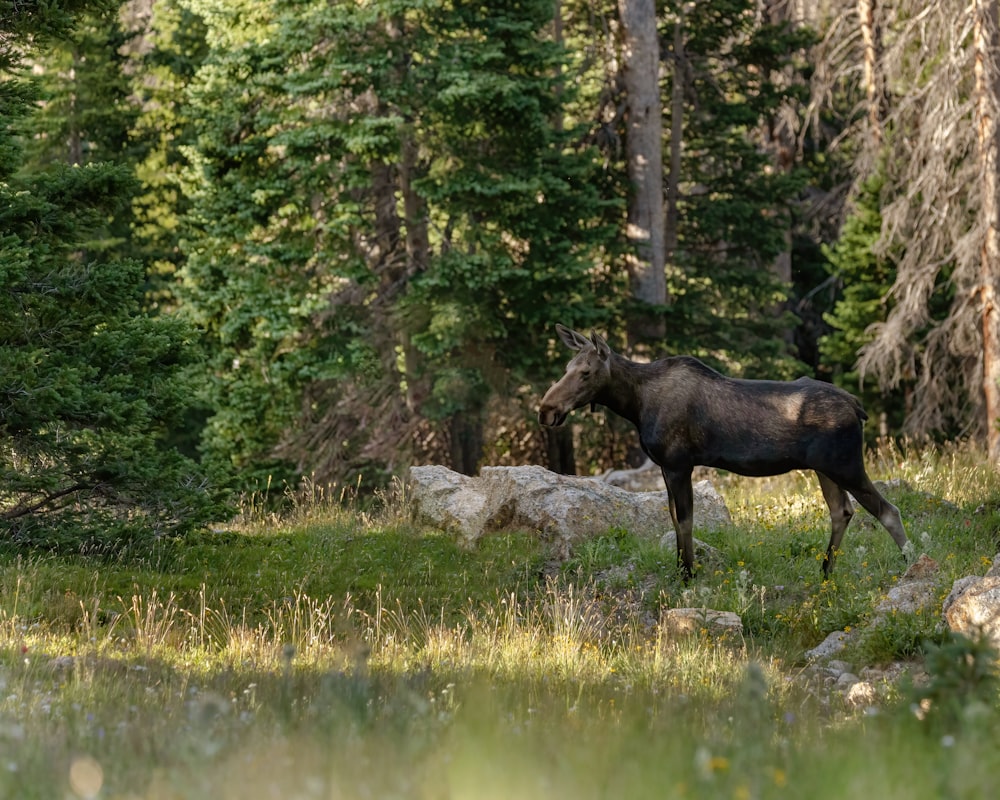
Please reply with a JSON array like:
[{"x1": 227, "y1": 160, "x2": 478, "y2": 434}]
[
  {"x1": 820, "y1": 174, "x2": 904, "y2": 435},
  {"x1": 663, "y1": 1, "x2": 814, "y2": 375},
  {"x1": 175, "y1": 0, "x2": 622, "y2": 485},
  {"x1": 20, "y1": 6, "x2": 137, "y2": 171},
  {"x1": 0, "y1": 1, "x2": 226, "y2": 549},
  {"x1": 126, "y1": 2, "x2": 209, "y2": 308},
  {"x1": 821, "y1": 171, "x2": 961, "y2": 440},
  {"x1": 402, "y1": 0, "x2": 622, "y2": 397},
  {"x1": 4, "y1": 0, "x2": 995, "y2": 498}
]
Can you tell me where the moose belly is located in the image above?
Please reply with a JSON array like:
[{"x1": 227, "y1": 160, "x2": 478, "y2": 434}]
[
  {"x1": 705, "y1": 454, "x2": 806, "y2": 477},
  {"x1": 693, "y1": 434, "x2": 816, "y2": 477}
]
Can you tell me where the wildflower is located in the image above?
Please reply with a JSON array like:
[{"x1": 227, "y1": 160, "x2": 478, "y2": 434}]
[
  {"x1": 709, "y1": 756, "x2": 730, "y2": 773},
  {"x1": 772, "y1": 768, "x2": 787, "y2": 788},
  {"x1": 695, "y1": 748, "x2": 732, "y2": 779}
]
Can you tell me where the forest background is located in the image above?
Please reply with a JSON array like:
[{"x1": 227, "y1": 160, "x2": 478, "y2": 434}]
[{"x1": 5, "y1": 0, "x2": 1000, "y2": 547}]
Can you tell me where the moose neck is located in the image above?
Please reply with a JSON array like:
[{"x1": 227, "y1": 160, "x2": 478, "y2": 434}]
[{"x1": 594, "y1": 351, "x2": 647, "y2": 427}]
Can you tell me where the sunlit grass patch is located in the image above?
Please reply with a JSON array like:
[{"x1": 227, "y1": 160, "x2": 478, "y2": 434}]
[{"x1": 0, "y1": 445, "x2": 997, "y2": 797}]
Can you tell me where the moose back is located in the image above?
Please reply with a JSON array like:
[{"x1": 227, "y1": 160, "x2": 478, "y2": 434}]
[{"x1": 538, "y1": 324, "x2": 908, "y2": 579}]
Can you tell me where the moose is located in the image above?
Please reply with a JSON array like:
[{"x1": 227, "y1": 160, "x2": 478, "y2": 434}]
[{"x1": 538, "y1": 324, "x2": 908, "y2": 579}]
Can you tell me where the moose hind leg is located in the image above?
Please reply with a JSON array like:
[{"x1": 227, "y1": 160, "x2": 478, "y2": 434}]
[
  {"x1": 848, "y1": 477, "x2": 908, "y2": 552},
  {"x1": 817, "y1": 472, "x2": 854, "y2": 578}
]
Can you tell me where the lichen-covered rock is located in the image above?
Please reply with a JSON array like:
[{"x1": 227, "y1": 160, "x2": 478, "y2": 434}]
[
  {"x1": 804, "y1": 630, "x2": 851, "y2": 661},
  {"x1": 660, "y1": 608, "x2": 743, "y2": 639},
  {"x1": 600, "y1": 461, "x2": 732, "y2": 530},
  {"x1": 600, "y1": 458, "x2": 664, "y2": 492},
  {"x1": 943, "y1": 574, "x2": 1000, "y2": 649},
  {"x1": 407, "y1": 464, "x2": 730, "y2": 556},
  {"x1": 873, "y1": 554, "x2": 940, "y2": 619},
  {"x1": 405, "y1": 465, "x2": 490, "y2": 543}
]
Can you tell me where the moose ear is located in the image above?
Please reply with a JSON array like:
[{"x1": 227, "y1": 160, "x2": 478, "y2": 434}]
[
  {"x1": 590, "y1": 331, "x2": 611, "y2": 361},
  {"x1": 556, "y1": 323, "x2": 590, "y2": 352}
]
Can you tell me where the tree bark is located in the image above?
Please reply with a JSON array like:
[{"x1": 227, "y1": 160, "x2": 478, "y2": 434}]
[
  {"x1": 540, "y1": 0, "x2": 576, "y2": 474},
  {"x1": 664, "y1": 14, "x2": 683, "y2": 271},
  {"x1": 544, "y1": 425, "x2": 576, "y2": 475},
  {"x1": 399, "y1": 130, "x2": 431, "y2": 414},
  {"x1": 858, "y1": 0, "x2": 885, "y2": 146},
  {"x1": 975, "y1": 0, "x2": 1000, "y2": 461},
  {"x1": 852, "y1": 1, "x2": 985, "y2": 439},
  {"x1": 618, "y1": 0, "x2": 666, "y2": 345},
  {"x1": 449, "y1": 413, "x2": 483, "y2": 476},
  {"x1": 761, "y1": 0, "x2": 800, "y2": 344}
]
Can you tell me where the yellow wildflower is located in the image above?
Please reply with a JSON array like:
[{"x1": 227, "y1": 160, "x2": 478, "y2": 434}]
[{"x1": 709, "y1": 756, "x2": 730, "y2": 773}]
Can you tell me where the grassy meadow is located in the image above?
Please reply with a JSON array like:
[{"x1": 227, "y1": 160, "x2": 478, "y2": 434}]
[{"x1": 2, "y1": 444, "x2": 1000, "y2": 798}]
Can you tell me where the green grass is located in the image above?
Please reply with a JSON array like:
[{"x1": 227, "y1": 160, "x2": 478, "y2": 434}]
[{"x1": 1, "y1": 444, "x2": 1000, "y2": 798}]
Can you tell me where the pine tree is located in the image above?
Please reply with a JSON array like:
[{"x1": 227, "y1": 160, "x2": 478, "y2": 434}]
[
  {"x1": 402, "y1": 0, "x2": 622, "y2": 471},
  {"x1": 839, "y1": 0, "x2": 989, "y2": 442},
  {"x1": 0, "y1": 0, "x2": 227, "y2": 549},
  {"x1": 125, "y1": 0, "x2": 209, "y2": 310},
  {"x1": 663, "y1": 0, "x2": 812, "y2": 375},
  {"x1": 20, "y1": 5, "x2": 137, "y2": 172},
  {"x1": 175, "y1": 0, "x2": 620, "y2": 485},
  {"x1": 819, "y1": 174, "x2": 907, "y2": 437}
]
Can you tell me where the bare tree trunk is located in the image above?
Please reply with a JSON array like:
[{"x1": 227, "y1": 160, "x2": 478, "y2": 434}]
[
  {"x1": 68, "y1": 58, "x2": 83, "y2": 166},
  {"x1": 760, "y1": 0, "x2": 802, "y2": 308},
  {"x1": 975, "y1": 0, "x2": 1000, "y2": 461},
  {"x1": 664, "y1": 13, "x2": 684, "y2": 269},
  {"x1": 858, "y1": 0, "x2": 884, "y2": 146},
  {"x1": 544, "y1": 426, "x2": 576, "y2": 475},
  {"x1": 618, "y1": 0, "x2": 666, "y2": 345},
  {"x1": 553, "y1": 0, "x2": 564, "y2": 133},
  {"x1": 450, "y1": 413, "x2": 483, "y2": 476},
  {"x1": 399, "y1": 131, "x2": 431, "y2": 415},
  {"x1": 543, "y1": 0, "x2": 577, "y2": 474}
]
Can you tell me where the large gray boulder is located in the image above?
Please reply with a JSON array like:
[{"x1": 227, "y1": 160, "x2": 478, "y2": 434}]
[
  {"x1": 804, "y1": 630, "x2": 851, "y2": 662},
  {"x1": 408, "y1": 464, "x2": 730, "y2": 555},
  {"x1": 872, "y1": 553, "x2": 940, "y2": 620},
  {"x1": 600, "y1": 458, "x2": 665, "y2": 492},
  {"x1": 943, "y1": 574, "x2": 1000, "y2": 650},
  {"x1": 661, "y1": 608, "x2": 743, "y2": 639}
]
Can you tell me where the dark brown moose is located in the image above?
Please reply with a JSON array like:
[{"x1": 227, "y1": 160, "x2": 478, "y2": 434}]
[{"x1": 538, "y1": 324, "x2": 908, "y2": 579}]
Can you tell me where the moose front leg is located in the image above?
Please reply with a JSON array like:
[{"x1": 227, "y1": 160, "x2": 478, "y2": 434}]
[{"x1": 663, "y1": 469, "x2": 695, "y2": 580}]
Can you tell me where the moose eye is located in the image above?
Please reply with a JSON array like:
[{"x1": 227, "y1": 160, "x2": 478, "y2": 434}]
[{"x1": 581, "y1": 370, "x2": 592, "y2": 379}]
